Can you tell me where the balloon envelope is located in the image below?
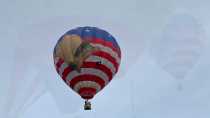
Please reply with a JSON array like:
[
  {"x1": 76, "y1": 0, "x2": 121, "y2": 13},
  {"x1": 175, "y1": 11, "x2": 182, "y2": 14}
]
[
  {"x1": 151, "y1": 13, "x2": 204, "y2": 80},
  {"x1": 53, "y1": 26, "x2": 121, "y2": 100}
]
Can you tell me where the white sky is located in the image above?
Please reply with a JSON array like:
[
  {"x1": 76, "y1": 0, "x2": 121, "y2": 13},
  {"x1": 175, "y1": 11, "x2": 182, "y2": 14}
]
[{"x1": 1, "y1": 0, "x2": 210, "y2": 118}]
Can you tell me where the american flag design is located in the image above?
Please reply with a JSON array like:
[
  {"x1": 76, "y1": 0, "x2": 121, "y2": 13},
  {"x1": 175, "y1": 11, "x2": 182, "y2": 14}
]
[{"x1": 53, "y1": 27, "x2": 121, "y2": 100}]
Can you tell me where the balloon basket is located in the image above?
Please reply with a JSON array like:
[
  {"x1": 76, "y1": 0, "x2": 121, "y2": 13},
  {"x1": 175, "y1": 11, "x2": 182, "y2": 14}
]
[{"x1": 84, "y1": 100, "x2": 91, "y2": 110}]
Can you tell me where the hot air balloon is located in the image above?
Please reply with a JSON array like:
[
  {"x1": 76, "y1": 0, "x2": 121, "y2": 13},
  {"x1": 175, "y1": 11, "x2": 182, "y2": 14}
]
[
  {"x1": 151, "y1": 13, "x2": 205, "y2": 90},
  {"x1": 53, "y1": 26, "x2": 121, "y2": 110},
  {"x1": 39, "y1": 15, "x2": 145, "y2": 114}
]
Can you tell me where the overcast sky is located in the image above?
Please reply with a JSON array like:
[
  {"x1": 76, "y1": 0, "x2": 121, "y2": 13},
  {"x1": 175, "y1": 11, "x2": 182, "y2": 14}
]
[{"x1": 1, "y1": 0, "x2": 210, "y2": 118}]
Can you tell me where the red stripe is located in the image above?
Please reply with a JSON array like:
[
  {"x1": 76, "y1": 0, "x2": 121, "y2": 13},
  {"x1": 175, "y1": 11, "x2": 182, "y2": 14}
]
[
  {"x1": 62, "y1": 66, "x2": 74, "y2": 82},
  {"x1": 91, "y1": 38, "x2": 121, "y2": 57},
  {"x1": 55, "y1": 58, "x2": 64, "y2": 73},
  {"x1": 79, "y1": 87, "x2": 96, "y2": 100},
  {"x1": 69, "y1": 75, "x2": 105, "y2": 89},
  {"x1": 92, "y1": 51, "x2": 119, "y2": 72},
  {"x1": 60, "y1": 62, "x2": 113, "y2": 82},
  {"x1": 87, "y1": 38, "x2": 121, "y2": 58},
  {"x1": 82, "y1": 62, "x2": 113, "y2": 81},
  {"x1": 56, "y1": 57, "x2": 115, "y2": 82}
]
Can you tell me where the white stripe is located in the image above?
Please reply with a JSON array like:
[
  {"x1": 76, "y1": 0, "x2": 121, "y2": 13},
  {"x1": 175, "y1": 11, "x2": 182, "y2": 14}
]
[
  {"x1": 73, "y1": 81, "x2": 101, "y2": 93},
  {"x1": 58, "y1": 62, "x2": 68, "y2": 76},
  {"x1": 91, "y1": 43, "x2": 120, "y2": 64},
  {"x1": 66, "y1": 68, "x2": 109, "y2": 85},
  {"x1": 57, "y1": 56, "x2": 116, "y2": 80},
  {"x1": 85, "y1": 55, "x2": 116, "y2": 74}
]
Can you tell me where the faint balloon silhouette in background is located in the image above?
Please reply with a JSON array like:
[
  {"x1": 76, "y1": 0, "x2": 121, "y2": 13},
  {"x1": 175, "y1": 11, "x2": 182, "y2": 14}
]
[{"x1": 151, "y1": 13, "x2": 205, "y2": 90}]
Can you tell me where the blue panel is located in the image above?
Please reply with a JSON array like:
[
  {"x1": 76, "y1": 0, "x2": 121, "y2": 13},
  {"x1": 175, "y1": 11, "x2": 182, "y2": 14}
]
[{"x1": 63, "y1": 26, "x2": 120, "y2": 48}]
